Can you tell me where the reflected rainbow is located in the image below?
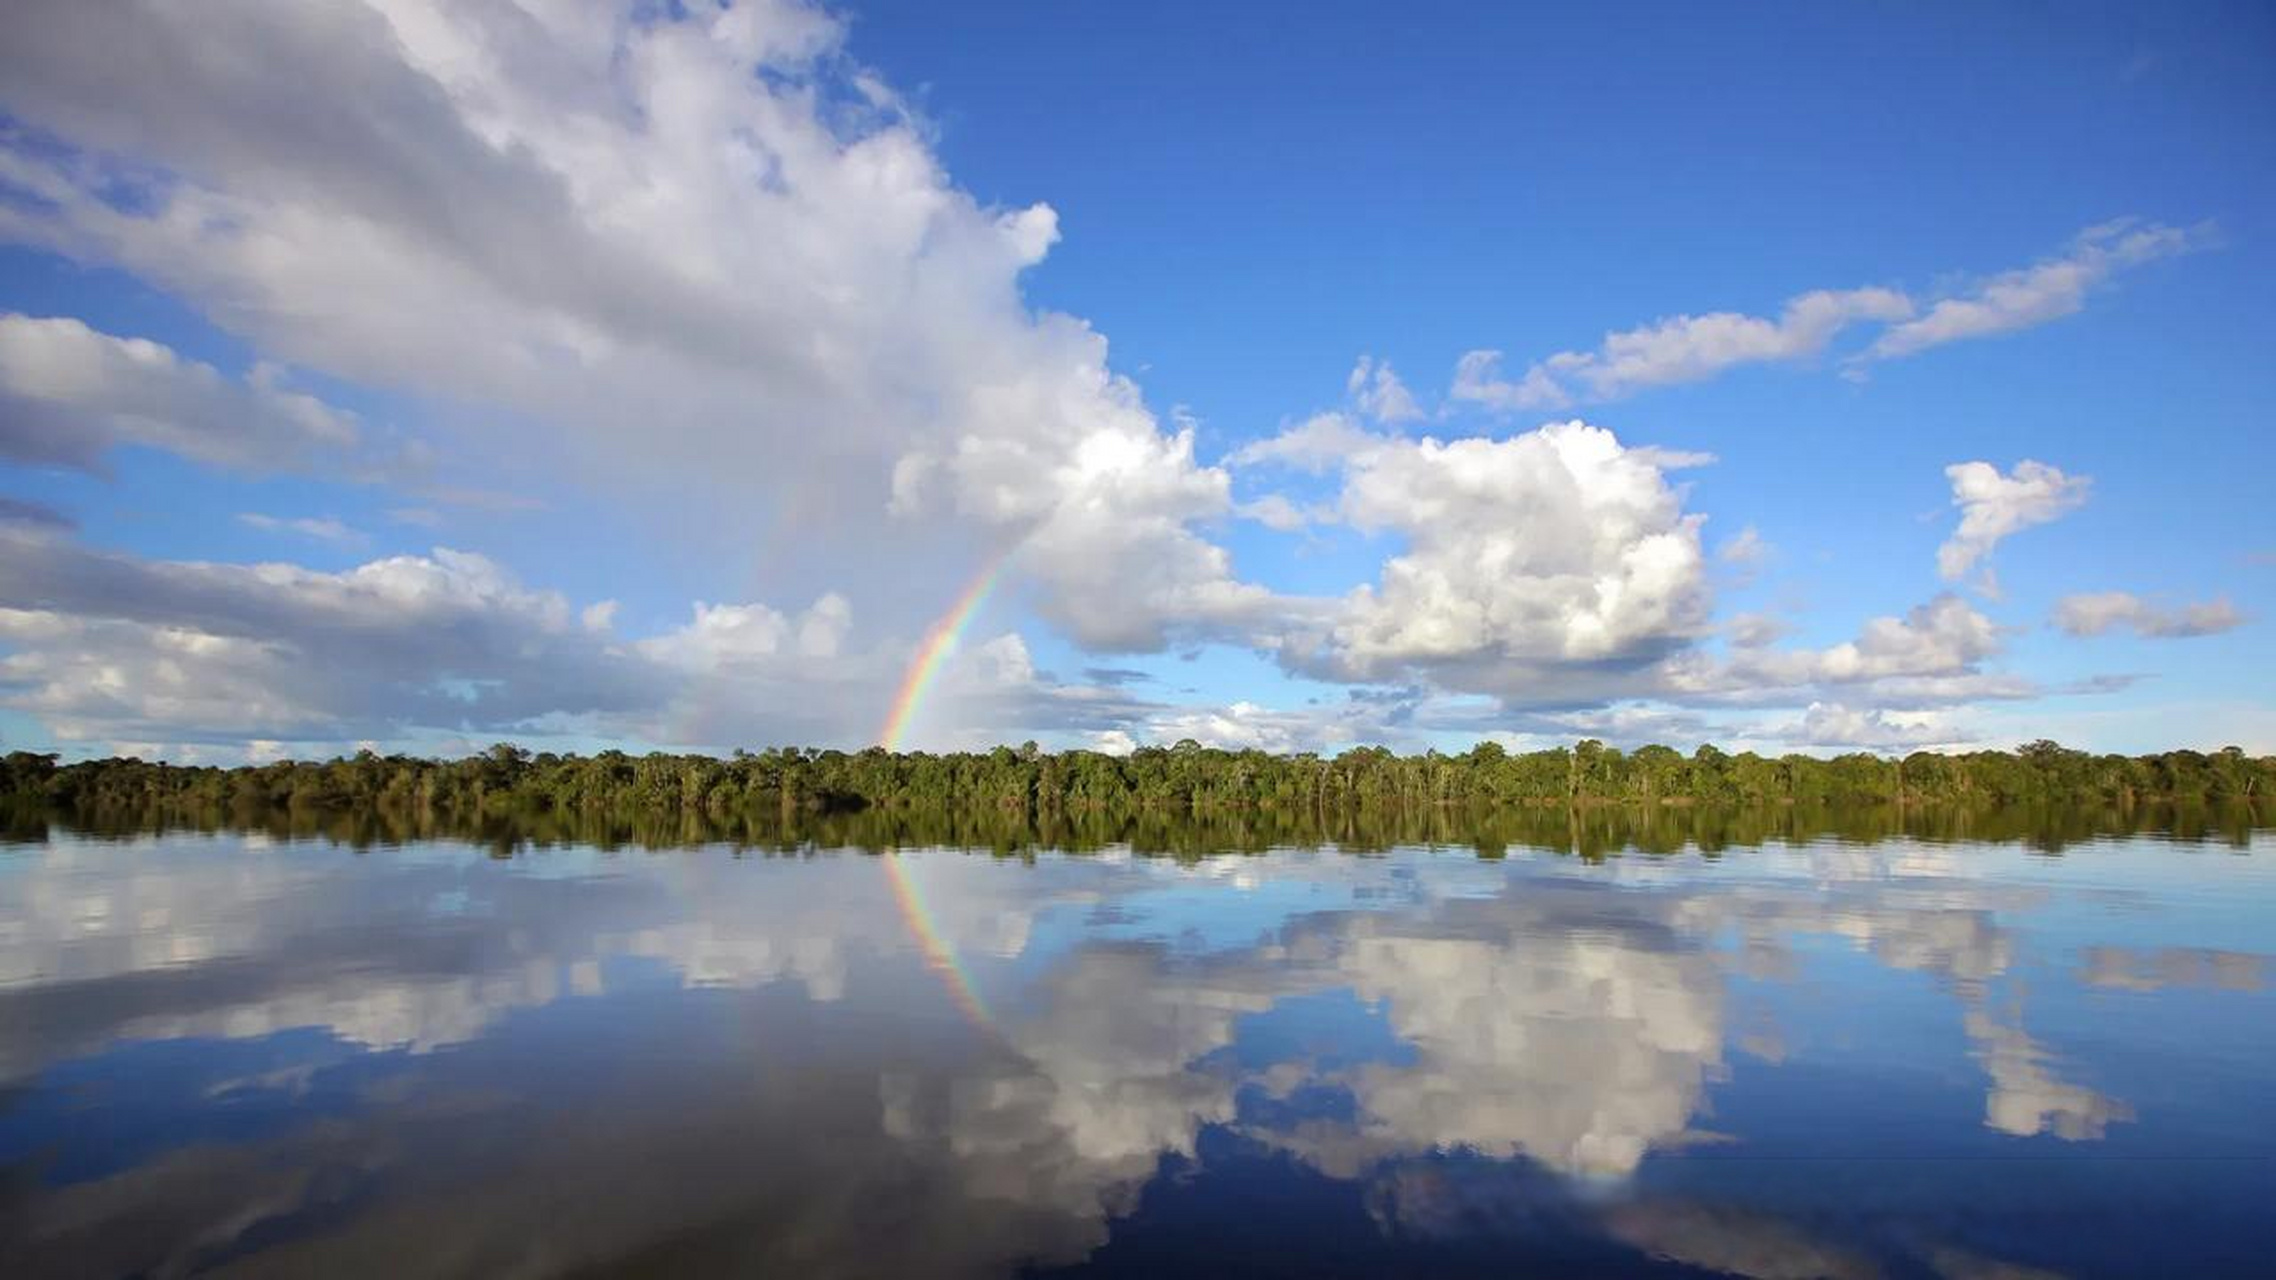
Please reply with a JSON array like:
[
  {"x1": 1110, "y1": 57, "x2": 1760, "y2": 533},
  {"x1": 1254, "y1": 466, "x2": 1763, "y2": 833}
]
[{"x1": 883, "y1": 851, "x2": 995, "y2": 1032}]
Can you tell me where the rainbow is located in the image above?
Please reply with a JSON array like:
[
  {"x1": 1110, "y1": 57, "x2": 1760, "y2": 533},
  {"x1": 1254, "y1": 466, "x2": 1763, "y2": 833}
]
[
  {"x1": 872, "y1": 555, "x2": 1013, "y2": 1035},
  {"x1": 877, "y1": 557, "x2": 1007, "y2": 750},
  {"x1": 883, "y1": 851, "x2": 995, "y2": 1031}
]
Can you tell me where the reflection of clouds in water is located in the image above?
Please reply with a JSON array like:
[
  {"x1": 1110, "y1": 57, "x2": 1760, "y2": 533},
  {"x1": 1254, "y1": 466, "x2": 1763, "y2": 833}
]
[
  {"x1": 915, "y1": 844, "x2": 2177, "y2": 1207},
  {"x1": 0, "y1": 840, "x2": 1107, "y2": 1077},
  {"x1": 5, "y1": 1023, "x2": 1118, "y2": 1280},
  {"x1": 1675, "y1": 882, "x2": 2026, "y2": 984},
  {"x1": 1366, "y1": 1160, "x2": 2054, "y2": 1280},
  {"x1": 4, "y1": 834, "x2": 2264, "y2": 1276},
  {"x1": 0, "y1": 837, "x2": 338, "y2": 986},
  {"x1": 900, "y1": 879, "x2": 1731, "y2": 1192},
  {"x1": 1670, "y1": 875, "x2": 2132, "y2": 1144},
  {"x1": 1964, "y1": 1005, "x2": 2132, "y2": 1140},
  {"x1": 1322, "y1": 893, "x2": 1724, "y2": 1177},
  {"x1": 120, "y1": 956, "x2": 570, "y2": 1056},
  {"x1": 2081, "y1": 945, "x2": 2265, "y2": 992},
  {"x1": 1601, "y1": 1200, "x2": 1883, "y2": 1280},
  {"x1": 884, "y1": 940, "x2": 1305, "y2": 1234}
]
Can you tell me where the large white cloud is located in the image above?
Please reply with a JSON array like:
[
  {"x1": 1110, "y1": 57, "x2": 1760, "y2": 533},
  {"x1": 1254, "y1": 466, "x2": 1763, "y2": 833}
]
[
  {"x1": 0, "y1": 0, "x2": 1259, "y2": 652},
  {"x1": 1244, "y1": 419, "x2": 1712, "y2": 697}
]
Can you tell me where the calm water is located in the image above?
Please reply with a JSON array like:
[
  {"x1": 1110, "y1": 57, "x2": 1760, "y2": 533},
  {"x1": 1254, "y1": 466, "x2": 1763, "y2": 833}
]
[{"x1": 3, "y1": 819, "x2": 2272, "y2": 1278}]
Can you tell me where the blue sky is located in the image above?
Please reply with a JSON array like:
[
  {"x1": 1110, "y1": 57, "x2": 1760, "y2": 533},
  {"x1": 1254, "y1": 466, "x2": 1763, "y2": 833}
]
[{"x1": 0, "y1": 0, "x2": 2270, "y2": 761}]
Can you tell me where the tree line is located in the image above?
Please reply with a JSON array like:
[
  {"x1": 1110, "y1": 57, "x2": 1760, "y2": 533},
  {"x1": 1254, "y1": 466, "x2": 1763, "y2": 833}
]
[
  {"x1": 5, "y1": 737, "x2": 2268, "y2": 820},
  {"x1": 15, "y1": 782, "x2": 2261, "y2": 861}
]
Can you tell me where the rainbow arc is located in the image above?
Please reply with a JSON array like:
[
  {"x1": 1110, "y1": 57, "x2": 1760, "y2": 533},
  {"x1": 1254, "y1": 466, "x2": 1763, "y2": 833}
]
[{"x1": 872, "y1": 553, "x2": 1015, "y2": 1035}]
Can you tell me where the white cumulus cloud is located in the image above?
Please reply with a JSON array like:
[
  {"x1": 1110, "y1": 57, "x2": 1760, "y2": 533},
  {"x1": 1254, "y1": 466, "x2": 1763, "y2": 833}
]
[{"x1": 1938, "y1": 459, "x2": 2091, "y2": 583}]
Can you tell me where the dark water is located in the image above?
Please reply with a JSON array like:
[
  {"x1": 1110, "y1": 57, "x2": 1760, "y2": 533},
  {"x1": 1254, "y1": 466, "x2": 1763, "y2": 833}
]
[{"x1": 3, "y1": 816, "x2": 2272, "y2": 1278}]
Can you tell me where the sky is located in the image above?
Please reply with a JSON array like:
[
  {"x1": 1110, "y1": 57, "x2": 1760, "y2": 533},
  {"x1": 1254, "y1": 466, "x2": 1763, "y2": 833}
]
[{"x1": 0, "y1": 0, "x2": 2270, "y2": 763}]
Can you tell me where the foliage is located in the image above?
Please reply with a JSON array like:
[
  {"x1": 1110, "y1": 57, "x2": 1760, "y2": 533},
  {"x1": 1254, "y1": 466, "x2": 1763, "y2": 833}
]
[{"x1": 5, "y1": 738, "x2": 2269, "y2": 825}]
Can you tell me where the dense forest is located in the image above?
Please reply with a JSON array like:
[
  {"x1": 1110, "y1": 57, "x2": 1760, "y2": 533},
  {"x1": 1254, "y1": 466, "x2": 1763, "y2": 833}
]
[{"x1": 5, "y1": 738, "x2": 2269, "y2": 821}]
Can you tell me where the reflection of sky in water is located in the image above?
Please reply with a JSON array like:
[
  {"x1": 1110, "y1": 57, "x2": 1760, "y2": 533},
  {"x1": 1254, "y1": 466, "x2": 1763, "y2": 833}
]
[{"x1": 1, "y1": 829, "x2": 2272, "y2": 1278}]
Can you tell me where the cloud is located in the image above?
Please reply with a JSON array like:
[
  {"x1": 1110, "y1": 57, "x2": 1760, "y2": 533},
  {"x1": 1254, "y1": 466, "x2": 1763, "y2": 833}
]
[
  {"x1": 0, "y1": 313, "x2": 357, "y2": 473},
  {"x1": 1937, "y1": 460, "x2": 2090, "y2": 582},
  {"x1": 1718, "y1": 525, "x2": 1772, "y2": 568},
  {"x1": 1266, "y1": 420, "x2": 1712, "y2": 696},
  {"x1": 1447, "y1": 223, "x2": 2201, "y2": 409},
  {"x1": 638, "y1": 595, "x2": 853, "y2": 666},
  {"x1": 1725, "y1": 612, "x2": 1792, "y2": 650},
  {"x1": 0, "y1": 528, "x2": 657, "y2": 745},
  {"x1": 1226, "y1": 411, "x2": 1378, "y2": 475},
  {"x1": 1450, "y1": 288, "x2": 1909, "y2": 410},
  {"x1": 1447, "y1": 350, "x2": 1574, "y2": 412},
  {"x1": 1132, "y1": 700, "x2": 1367, "y2": 754},
  {"x1": 0, "y1": 494, "x2": 75, "y2": 530},
  {"x1": 1779, "y1": 702, "x2": 1968, "y2": 750},
  {"x1": 0, "y1": 0, "x2": 1255, "y2": 654},
  {"x1": 238, "y1": 512, "x2": 363, "y2": 544},
  {"x1": 1866, "y1": 219, "x2": 2210, "y2": 361},
  {"x1": 0, "y1": 520, "x2": 1193, "y2": 754},
  {"x1": 2052, "y1": 592, "x2": 2244, "y2": 639},
  {"x1": 1667, "y1": 594, "x2": 2012, "y2": 713},
  {"x1": 1233, "y1": 493, "x2": 1314, "y2": 532},
  {"x1": 1346, "y1": 355, "x2": 1422, "y2": 423}
]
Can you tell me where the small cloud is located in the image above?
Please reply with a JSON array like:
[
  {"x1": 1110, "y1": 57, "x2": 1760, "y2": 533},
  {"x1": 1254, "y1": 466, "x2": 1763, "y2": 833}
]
[
  {"x1": 0, "y1": 495, "x2": 74, "y2": 531},
  {"x1": 1725, "y1": 611, "x2": 1791, "y2": 649},
  {"x1": 1080, "y1": 666, "x2": 1152, "y2": 687},
  {"x1": 1247, "y1": 487, "x2": 1329, "y2": 528},
  {"x1": 2052, "y1": 592, "x2": 2244, "y2": 639},
  {"x1": 1086, "y1": 728, "x2": 1137, "y2": 755},
  {"x1": 1718, "y1": 525, "x2": 1772, "y2": 571},
  {"x1": 1346, "y1": 354, "x2": 1423, "y2": 424},
  {"x1": 386, "y1": 506, "x2": 444, "y2": 528},
  {"x1": 1938, "y1": 459, "x2": 2090, "y2": 584},
  {"x1": 1783, "y1": 701, "x2": 1969, "y2": 750},
  {"x1": 237, "y1": 512, "x2": 363, "y2": 543},
  {"x1": 1226, "y1": 411, "x2": 1378, "y2": 474},
  {"x1": 1863, "y1": 219, "x2": 2211, "y2": 363},
  {"x1": 1446, "y1": 349, "x2": 1572, "y2": 413}
]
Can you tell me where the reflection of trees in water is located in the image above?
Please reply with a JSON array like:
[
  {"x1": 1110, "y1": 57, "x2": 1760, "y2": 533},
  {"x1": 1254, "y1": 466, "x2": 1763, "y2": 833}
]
[{"x1": 26, "y1": 795, "x2": 2272, "y2": 857}]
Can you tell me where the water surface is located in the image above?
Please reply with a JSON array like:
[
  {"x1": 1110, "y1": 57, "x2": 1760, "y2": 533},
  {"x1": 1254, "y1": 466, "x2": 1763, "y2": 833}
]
[{"x1": 3, "y1": 816, "x2": 2272, "y2": 1277}]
